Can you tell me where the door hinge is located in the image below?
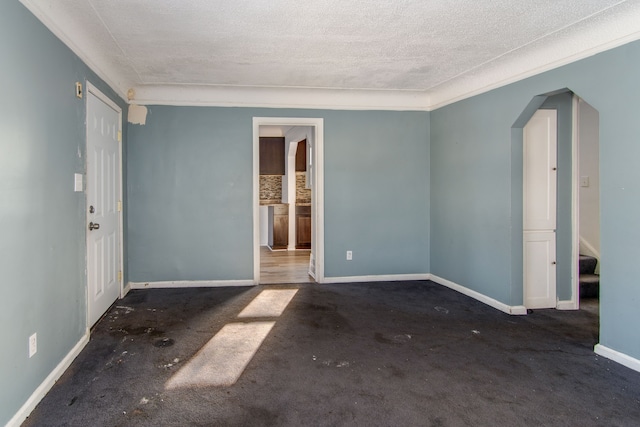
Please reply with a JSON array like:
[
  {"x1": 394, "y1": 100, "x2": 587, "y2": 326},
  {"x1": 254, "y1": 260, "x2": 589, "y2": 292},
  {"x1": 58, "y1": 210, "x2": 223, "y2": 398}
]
[
  {"x1": 118, "y1": 271, "x2": 122, "y2": 282},
  {"x1": 117, "y1": 130, "x2": 122, "y2": 142},
  {"x1": 117, "y1": 200, "x2": 122, "y2": 212}
]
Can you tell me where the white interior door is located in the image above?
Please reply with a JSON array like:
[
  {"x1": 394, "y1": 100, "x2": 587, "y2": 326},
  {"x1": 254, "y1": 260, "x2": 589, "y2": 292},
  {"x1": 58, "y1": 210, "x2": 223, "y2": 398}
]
[
  {"x1": 523, "y1": 109, "x2": 557, "y2": 309},
  {"x1": 87, "y1": 88, "x2": 121, "y2": 326}
]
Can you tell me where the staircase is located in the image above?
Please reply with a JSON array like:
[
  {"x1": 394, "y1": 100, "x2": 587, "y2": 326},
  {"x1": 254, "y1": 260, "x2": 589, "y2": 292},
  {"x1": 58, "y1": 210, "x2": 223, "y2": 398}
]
[{"x1": 579, "y1": 255, "x2": 600, "y2": 298}]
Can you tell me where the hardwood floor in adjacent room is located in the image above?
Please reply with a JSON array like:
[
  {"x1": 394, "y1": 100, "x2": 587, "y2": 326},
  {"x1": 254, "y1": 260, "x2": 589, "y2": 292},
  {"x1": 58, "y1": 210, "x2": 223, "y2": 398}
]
[{"x1": 260, "y1": 246, "x2": 314, "y2": 284}]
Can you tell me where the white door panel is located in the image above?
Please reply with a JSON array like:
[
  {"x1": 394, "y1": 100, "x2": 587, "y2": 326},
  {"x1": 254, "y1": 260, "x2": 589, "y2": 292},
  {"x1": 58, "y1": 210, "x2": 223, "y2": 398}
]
[
  {"x1": 87, "y1": 90, "x2": 121, "y2": 327},
  {"x1": 524, "y1": 110, "x2": 557, "y2": 231},
  {"x1": 523, "y1": 109, "x2": 557, "y2": 309},
  {"x1": 524, "y1": 231, "x2": 557, "y2": 308}
]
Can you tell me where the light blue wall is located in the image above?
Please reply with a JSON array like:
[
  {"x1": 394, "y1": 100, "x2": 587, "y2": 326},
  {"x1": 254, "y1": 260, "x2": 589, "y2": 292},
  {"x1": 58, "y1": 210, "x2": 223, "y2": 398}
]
[
  {"x1": 324, "y1": 110, "x2": 430, "y2": 277},
  {"x1": 431, "y1": 89, "x2": 516, "y2": 303},
  {"x1": 431, "y1": 40, "x2": 640, "y2": 360},
  {"x1": 127, "y1": 108, "x2": 430, "y2": 281},
  {"x1": 0, "y1": 2, "x2": 127, "y2": 425}
]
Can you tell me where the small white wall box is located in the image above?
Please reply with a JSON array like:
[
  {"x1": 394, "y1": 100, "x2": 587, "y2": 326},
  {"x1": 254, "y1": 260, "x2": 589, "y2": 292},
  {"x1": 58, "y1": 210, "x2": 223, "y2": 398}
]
[{"x1": 74, "y1": 173, "x2": 83, "y2": 192}]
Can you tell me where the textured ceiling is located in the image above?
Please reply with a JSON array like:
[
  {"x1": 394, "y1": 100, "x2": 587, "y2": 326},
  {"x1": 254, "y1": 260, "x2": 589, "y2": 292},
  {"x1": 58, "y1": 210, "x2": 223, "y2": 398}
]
[{"x1": 20, "y1": 0, "x2": 640, "y2": 109}]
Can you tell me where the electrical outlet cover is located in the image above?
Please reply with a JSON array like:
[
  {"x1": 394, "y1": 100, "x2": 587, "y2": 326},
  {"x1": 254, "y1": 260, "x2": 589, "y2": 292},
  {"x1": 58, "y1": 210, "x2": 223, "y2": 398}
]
[
  {"x1": 74, "y1": 173, "x2": 83, "y2": 192},
  {"x1": 29, "y1": 333, "x2": 37, "y2": 358}
]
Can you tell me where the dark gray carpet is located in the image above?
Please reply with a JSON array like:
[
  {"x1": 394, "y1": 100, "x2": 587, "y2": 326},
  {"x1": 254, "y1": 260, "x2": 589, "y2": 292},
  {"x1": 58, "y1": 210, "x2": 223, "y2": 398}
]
[{"x1": 22, "y1": 281, "x2": 640, "y2": 426}]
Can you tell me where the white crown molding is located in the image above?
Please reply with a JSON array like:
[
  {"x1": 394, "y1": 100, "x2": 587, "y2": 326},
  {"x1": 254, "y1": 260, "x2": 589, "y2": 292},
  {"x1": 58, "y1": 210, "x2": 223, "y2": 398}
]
[
  {"x1": 429, "y1": 32, "x2": 640, "y2": 110},
  {"x1": 19, "y1": 0, "x2": 130, "y2": 101},
  {"x1": 428, "y1": 4, "x2": 640, "y2": 110},
  {"x1": 131, "y1": 85, "x2": 431, "y2": 111},
  {"x1": 20, "y1": 0, "x2": 640, "y2": 111}
]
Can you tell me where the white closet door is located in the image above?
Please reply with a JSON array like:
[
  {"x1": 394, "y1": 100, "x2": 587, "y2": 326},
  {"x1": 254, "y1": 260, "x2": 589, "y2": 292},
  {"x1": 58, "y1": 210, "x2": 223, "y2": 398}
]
[{"x1": 523, "y1": 109, "x2": 557, "y2": 309}]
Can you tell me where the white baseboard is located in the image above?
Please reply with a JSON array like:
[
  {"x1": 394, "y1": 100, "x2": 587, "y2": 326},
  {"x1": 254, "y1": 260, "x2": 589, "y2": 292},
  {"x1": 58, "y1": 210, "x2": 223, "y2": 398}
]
[
  {"x1": 557, "y1": 299, "x2": 578, "y2": 310},
  {"x1": 579, "y1": 236, "x2": 600, "y2": 260},
  {"x1": 594, "y1": 344, "x2": 640, "y2": 374},
  {"x1": 430, "y1": 274, "x2": 527, "y2": 315},
  {"x1": 129, "y1": 280, "x2": 255, "y2": 289},
  {"x1": 7, "y1": 331, "x2": 90, "y2": 427},
  {"x1": 322, "y1": 273, "x2": 430, "y2": 284},
  {"x1": 121, "y1": 281, "x2": 131, "y2": 298}
]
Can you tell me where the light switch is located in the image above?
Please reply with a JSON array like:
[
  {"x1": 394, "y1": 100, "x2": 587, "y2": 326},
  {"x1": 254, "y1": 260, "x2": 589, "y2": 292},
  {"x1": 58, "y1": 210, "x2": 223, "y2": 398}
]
[
  {"x1": 74, "y1": 173, "x2": 83, "y2": 192},
  {"x1": 580, "y1": 176, "x2": 589, "y2": 188}
]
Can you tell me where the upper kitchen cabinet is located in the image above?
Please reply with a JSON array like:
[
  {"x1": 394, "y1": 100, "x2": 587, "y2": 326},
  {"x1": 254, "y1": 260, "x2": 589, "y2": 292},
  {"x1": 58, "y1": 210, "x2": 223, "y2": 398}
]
[
  {"x1": 260, "y1": 137, "x2": 285, "y2": 175},
  {"x1": 295, "y1": 139, "x2": 307, "y2": 172}
]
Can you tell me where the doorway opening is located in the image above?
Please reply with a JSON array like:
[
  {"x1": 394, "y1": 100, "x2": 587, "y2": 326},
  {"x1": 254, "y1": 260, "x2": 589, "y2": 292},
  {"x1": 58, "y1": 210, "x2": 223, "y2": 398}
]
[
  {"x1": 252, "y1": 118, "x2": 324, "y2": 285},
  {"x1": 575, "y1": 96, "x2": 600, "y2": 315},
  {"x1": 514, "y1": 90, "x2": 600, "y2": 316}
]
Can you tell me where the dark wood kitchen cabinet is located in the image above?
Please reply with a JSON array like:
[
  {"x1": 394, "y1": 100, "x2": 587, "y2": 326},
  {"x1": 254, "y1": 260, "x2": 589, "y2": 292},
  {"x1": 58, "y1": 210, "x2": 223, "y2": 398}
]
[
  {"x1": 268, "y1": 204, "x2": 288, "y2": 250},
  {"x1": 296, "y1": 205, "x2": 311, "y2": 249},
  {"x1": 295, "y1": 139, "x2": 307, "y2": 172},
  {"x1": 260, "y1": 137, "x2": 285, "y2": 175}
]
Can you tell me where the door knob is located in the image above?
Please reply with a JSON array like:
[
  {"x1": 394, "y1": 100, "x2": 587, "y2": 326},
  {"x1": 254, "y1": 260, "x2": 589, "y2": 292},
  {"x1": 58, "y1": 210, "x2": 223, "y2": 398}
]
[{"x1": 89, "y1": 222, "x2": 100, "y2": 231}]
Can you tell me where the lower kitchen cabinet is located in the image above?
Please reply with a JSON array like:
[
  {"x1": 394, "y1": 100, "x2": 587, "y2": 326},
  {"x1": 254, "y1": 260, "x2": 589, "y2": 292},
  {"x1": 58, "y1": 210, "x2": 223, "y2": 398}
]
[
  {"x1": 268, "y1": 204, "x2": 288, "y2": 250},
  {"x1": 296, "y1": 205, "x2": 311, "y2": 249}
]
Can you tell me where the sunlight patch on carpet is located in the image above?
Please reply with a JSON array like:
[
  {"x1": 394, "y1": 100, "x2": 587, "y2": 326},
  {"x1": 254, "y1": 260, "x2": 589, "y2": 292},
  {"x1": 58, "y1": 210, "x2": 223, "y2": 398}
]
[
  {"x1": 165, "y1": 321, "x2": 275, "y2": 389},
  {"x1": 237, "y1": 289, "x2": 298, "y2": 318}
]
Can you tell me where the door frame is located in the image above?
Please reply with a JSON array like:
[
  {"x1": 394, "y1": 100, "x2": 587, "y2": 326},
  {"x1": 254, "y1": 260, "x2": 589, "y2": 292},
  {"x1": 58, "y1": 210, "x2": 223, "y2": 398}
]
[
  {"x1": 570, "y1": 94, "x2": 580, "y2": 310},
  {"x1": 514, "y1": 91, "x2": 582, "y2": 311},
  {"x1": 252, "y1": 117, "x2": 324, "y2": 284},
  {"x1": 85, "y1": 81, "x2": 125, "y2": 329}
]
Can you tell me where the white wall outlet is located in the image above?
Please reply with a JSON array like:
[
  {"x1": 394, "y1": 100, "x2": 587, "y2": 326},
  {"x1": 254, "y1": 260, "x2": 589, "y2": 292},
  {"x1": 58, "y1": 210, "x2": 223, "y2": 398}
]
[
  {"x1": 29, "y1": 333, "x2": 37, "y2": 358},
  {"x1": 346, "y1": 250, "x2": 353, "y2": 261}
]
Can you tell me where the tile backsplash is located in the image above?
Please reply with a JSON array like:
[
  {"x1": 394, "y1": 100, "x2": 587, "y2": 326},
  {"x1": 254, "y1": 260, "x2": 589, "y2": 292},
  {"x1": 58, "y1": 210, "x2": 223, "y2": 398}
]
[
  {"x1": 260, "y1": 175, "x2": 282, "y2": 201},
  {"x1": 260, "y1": 173, "x2": 309, "y2": 203},
  {"x1": 296, "y1": 172, "x2": 311, "y2": 204}
]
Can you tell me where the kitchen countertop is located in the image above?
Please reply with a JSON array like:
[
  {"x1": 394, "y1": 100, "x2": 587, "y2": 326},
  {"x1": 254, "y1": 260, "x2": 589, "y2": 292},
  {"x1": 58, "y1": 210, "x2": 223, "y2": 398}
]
[
  {"x1": 260, "y1": 200, "x2": 311, "y2": 206},
  {"x1": 260, "y1": 200, "x2": 287, "y2": 206}
]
